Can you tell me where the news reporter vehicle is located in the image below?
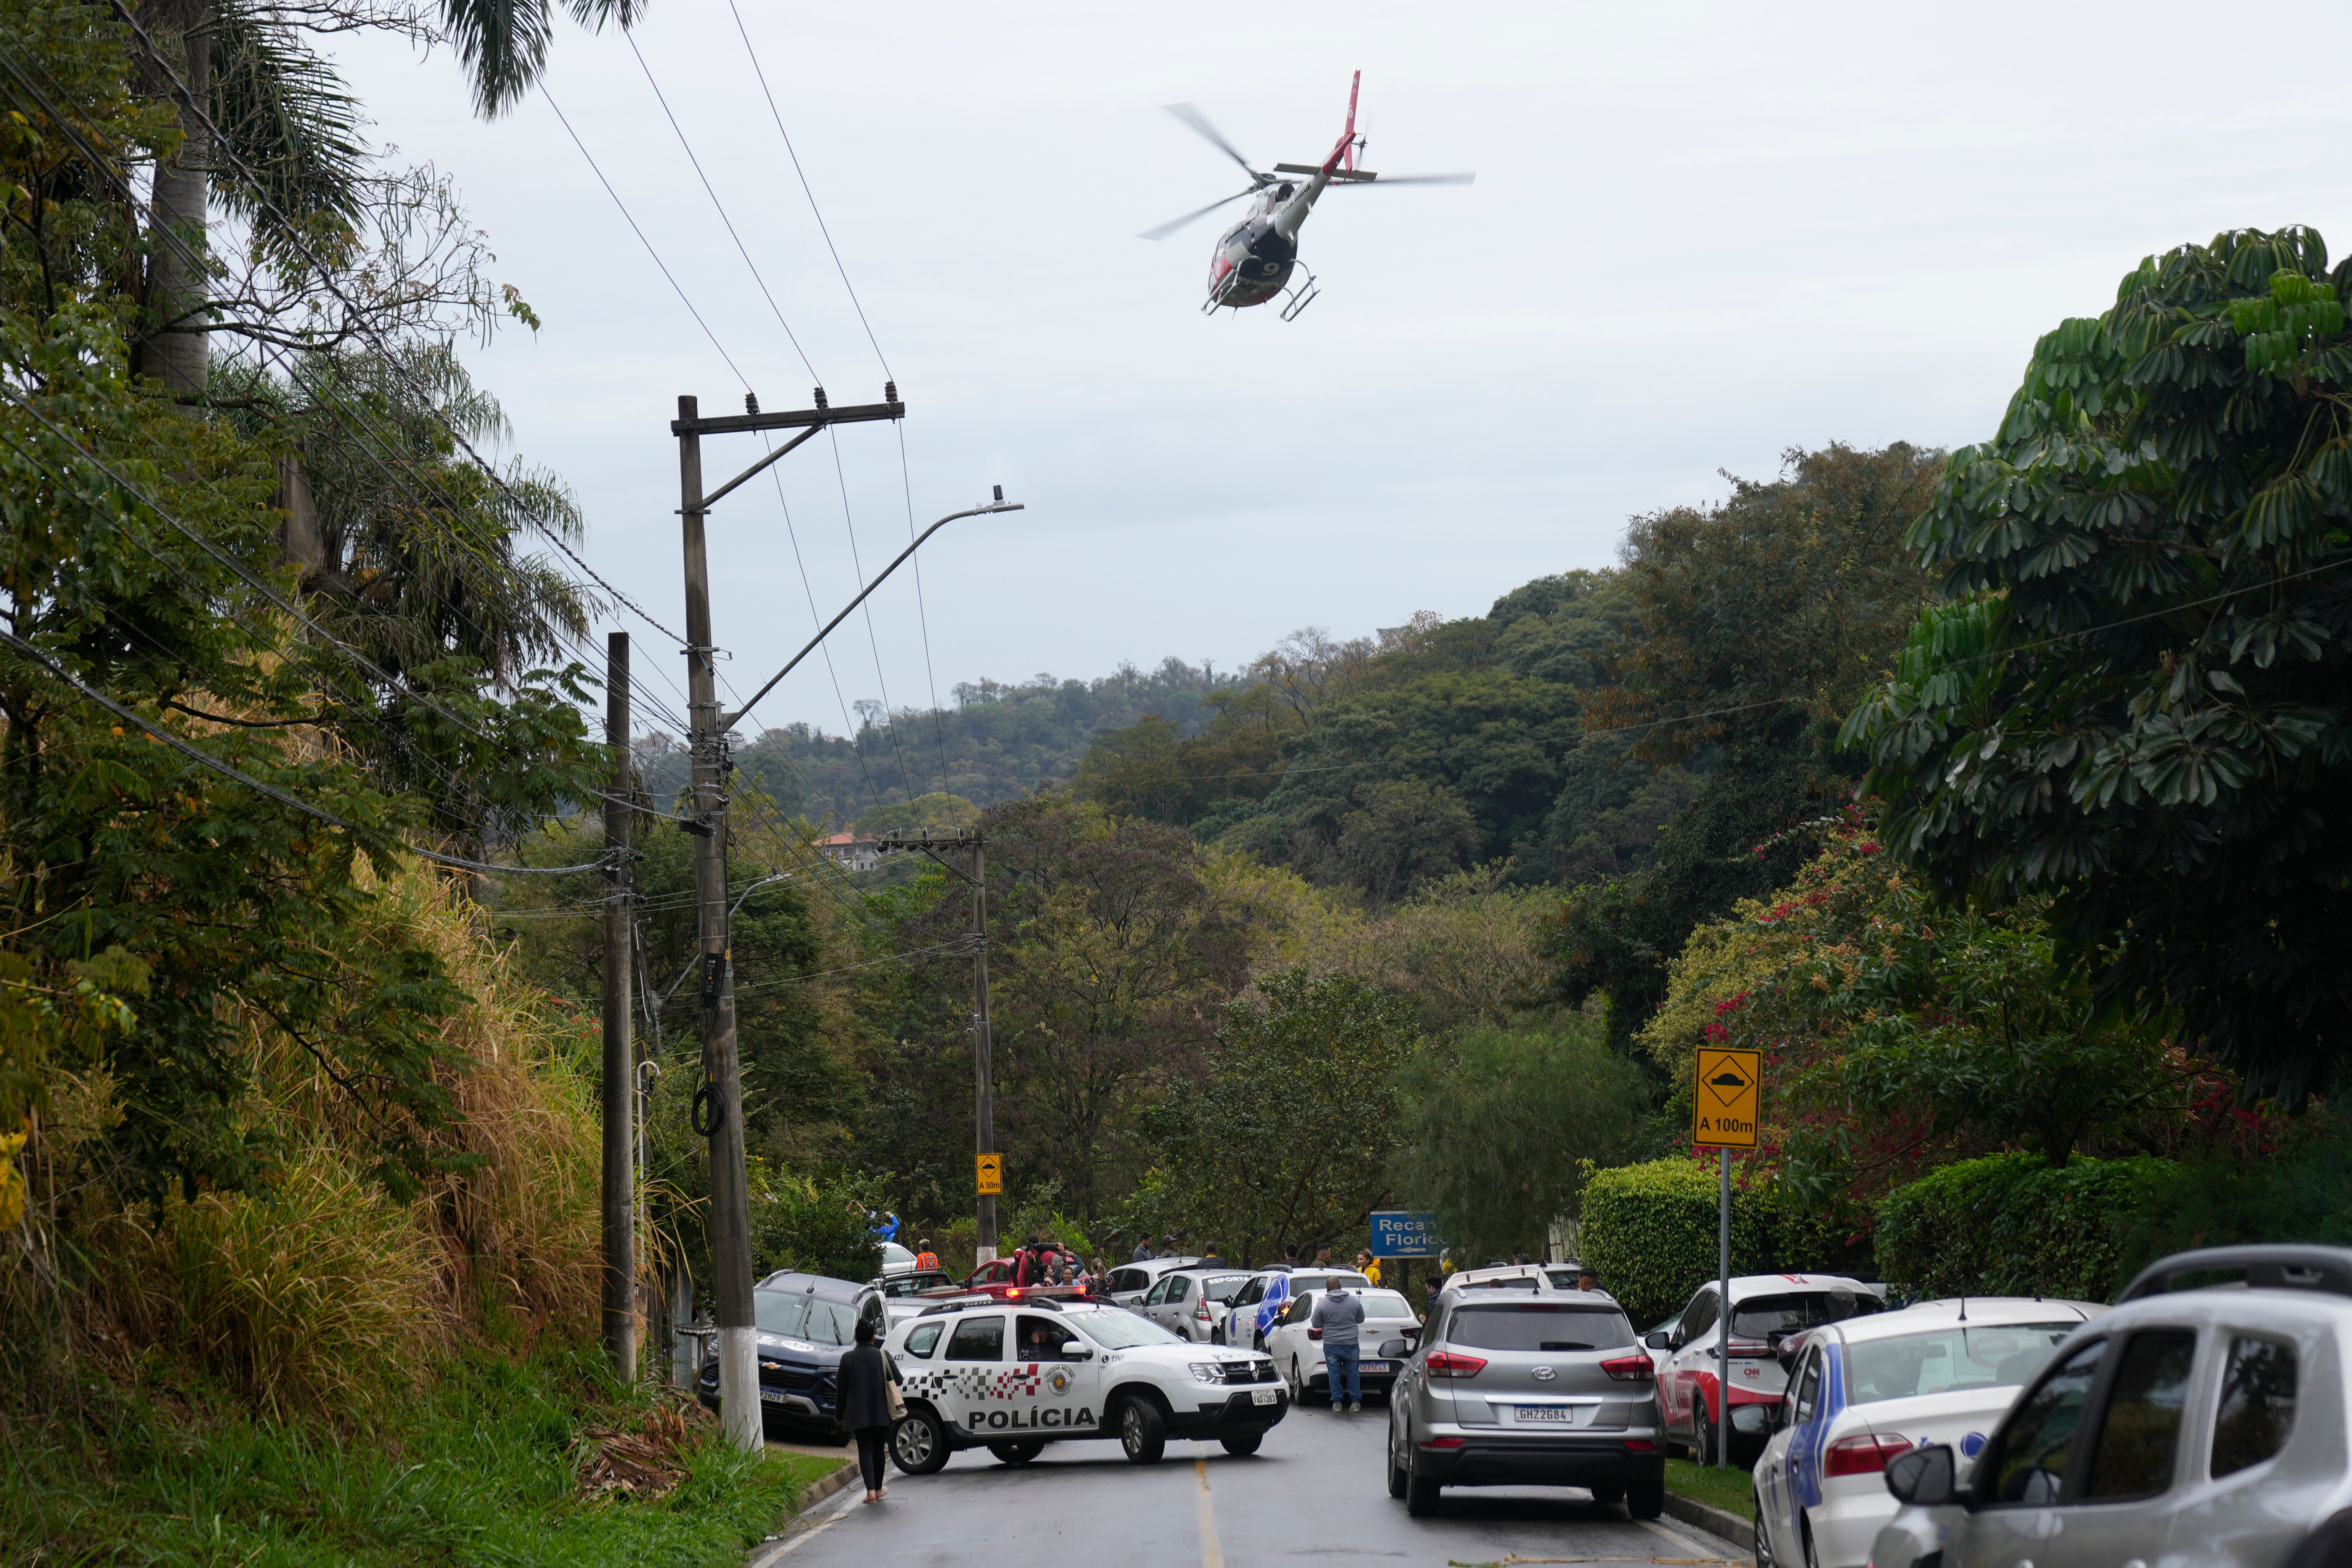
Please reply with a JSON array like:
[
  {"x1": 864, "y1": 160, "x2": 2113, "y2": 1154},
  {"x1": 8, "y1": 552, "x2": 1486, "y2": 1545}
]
[
  {"x1": 883, "y1": 1295, "x2": 1286, "y2": 1473},
  {"x1": 1870, "y1": 1247, "x2": 2352, "y2": 1568},
  {"x1": 1647, "y1": 1272, "x2": 1885, "y2": 1467},
  {"x1": 1387, "y1": 1287, "x2": 1666, "y2": 1520},
  {"x1": 1746, "y1": 1296, "x2": 2100, "y2": 1568}
]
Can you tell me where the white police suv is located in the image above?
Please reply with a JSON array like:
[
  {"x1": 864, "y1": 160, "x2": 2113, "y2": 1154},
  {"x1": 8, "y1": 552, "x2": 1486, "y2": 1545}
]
[{"x1": 884, "y1": 1295, "x2": 1287, "y2": 1472}]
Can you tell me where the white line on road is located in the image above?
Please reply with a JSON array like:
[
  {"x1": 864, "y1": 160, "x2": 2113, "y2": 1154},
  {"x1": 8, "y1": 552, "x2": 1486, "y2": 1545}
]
[
  {"x1": 749, "y1": 1484, "x2": 866, "y2": 1564},
  {"x1": 1193, "y1": 1442, "x2": 1227, "y2": 1568}
]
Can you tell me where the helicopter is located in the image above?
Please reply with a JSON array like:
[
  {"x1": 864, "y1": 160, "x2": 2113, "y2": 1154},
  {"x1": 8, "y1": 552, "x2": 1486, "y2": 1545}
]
[{"x1": 1141, "y1": 72, "x2": 1473, "y2": 320}]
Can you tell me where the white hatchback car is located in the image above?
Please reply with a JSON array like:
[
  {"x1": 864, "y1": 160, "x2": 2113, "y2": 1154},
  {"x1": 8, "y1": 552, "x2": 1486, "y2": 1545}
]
[
  {"x1": 1140, "y1": 1268, "x2": 1253, "y2": 1343},
  {"x1": 884, "y1": 1295, "x2": 1288, "y2": 1473},
  {"x1": 1871, "y1": 1245, "x2": 2352, "y2": 1568},
  {"x1": 1748, "y1": 1296, "x2": 2101, "y2": 1568},
  {"x1": 1263, "y1": 1286, "x2": 1425, "y2": 1403},
  {"x1": 1223, "y1": 1268, "x2": 1374, "y2": 1351}
]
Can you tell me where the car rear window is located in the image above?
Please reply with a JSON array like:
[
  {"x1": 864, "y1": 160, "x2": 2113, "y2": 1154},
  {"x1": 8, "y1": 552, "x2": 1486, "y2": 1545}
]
[
  {"x1": 1446, "y1": 1303, "x2": 1633, "y2": 1352},
  {"x1": 1731, "y1": 1291, "x2": 1880, "y2": 1340},
  {"x1": 1203, "y1": 1275, "x2": 1251, "y2": 1302},
  {"x1": 1842, "y1": 1322, "x2": 2081, "y2": 1404}
]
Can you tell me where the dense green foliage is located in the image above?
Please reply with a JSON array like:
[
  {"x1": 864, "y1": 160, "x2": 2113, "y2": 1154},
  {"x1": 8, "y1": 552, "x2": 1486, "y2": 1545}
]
[
  {"x1": 2116, "y1": 1111, "x2": 2352, "y2": 1273},
  {"x1": 638, "y1": 658, "x2": 1241, "y2": 824},
  {"x1": 1393, "y1": 1017, "x2": 1645, "y2": 1265},
  {"x1": 1128, "y1": 966, "x2": 1421, "y2": 1264},
  {"x1": 1846, "y1": 228, "x2": 2352, "y2": 1100},
  {"x1": 1, "y1": 1350, "x2": 821, "y2": 1565},
  {"x1": 1579, "y1": 1158, "x2": 1777, "y2": 1327},
  {"x1": 1874, "y1": 1152, "x2": 2178, "y2": 1301}
]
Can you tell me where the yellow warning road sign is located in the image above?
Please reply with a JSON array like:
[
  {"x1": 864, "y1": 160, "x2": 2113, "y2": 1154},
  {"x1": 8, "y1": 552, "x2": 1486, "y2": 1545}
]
[
  {"x1": 976, "y1": 1152, "x2": 1004, "y2": 1195},
  {"x1": 1693, "y1": 1048, "x2": 1761, "y2": 1148}
]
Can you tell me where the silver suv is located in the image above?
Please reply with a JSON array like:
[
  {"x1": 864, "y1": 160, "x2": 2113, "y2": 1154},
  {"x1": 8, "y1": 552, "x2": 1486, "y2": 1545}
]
[
  {"x1": 1386, "y1": 1288, "x2": 1665, "y2": 1519},
  {"x1": 1871, "y1": 1245, "x2": 2352, "y2": 1568}
]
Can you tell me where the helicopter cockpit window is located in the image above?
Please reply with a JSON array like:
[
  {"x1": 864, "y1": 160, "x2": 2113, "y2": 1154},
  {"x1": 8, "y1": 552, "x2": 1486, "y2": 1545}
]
[{"x1": 1275, "y1": 182, "x2": 1294, "y2": 200}]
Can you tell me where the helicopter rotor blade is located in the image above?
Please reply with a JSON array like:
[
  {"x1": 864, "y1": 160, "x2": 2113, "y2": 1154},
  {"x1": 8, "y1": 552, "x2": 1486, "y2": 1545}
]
[
  {"x1": 1163, "y1": 103, "x2": 1259, "y2": 180},
  {"x1": 1137, "y1": 187, "x2": 1255, "y2": 241}
]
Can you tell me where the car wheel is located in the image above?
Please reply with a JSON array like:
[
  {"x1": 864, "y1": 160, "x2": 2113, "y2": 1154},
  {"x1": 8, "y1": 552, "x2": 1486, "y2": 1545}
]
[
  {"x1": 889, "y1": 1408, "x2": 950, "y2": 1476},
  {"x1": 1801, "y1": 1514, "x2": 1823, "y2": 1568},
  {"x1": 1289, "y1": 1356, "x2": 1306, "y2": 1402},
  {"x1": 1693, "y1": 1403, "x2": 1718, "y2": 1467},
  {"x1": 1627, "y1": 1480, "x2": 1666, "y2": 1521},
  {"x1": 1403, "y1": 1438, "x2": 1442, "y2": 1517},
  {"x1": 1212, "y1": 1327, "x2": 1224, "y2": 1346},
  {"x1": 1752, "y1": 1484, "x2": 1780, "y2": 1568},
  {"x1": 987, "y1": 1440, "x2": 1044, "y2": 1465},
  {"x1": 1119, "y1": 1396, "x2": 1169, "y2": 1465},
  {"x1": 1386, "y1": 1419, "x2": 1409, "y2": 1500},
  {"x1": 1219, "y1": 1434, "x2": 1261, "y2": 1456}
]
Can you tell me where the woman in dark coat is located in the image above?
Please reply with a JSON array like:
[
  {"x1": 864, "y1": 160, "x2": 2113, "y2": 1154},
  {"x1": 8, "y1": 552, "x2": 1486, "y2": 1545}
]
[{"x1": 835, "y1": 1318, "x2": 897, "y2": 1503}]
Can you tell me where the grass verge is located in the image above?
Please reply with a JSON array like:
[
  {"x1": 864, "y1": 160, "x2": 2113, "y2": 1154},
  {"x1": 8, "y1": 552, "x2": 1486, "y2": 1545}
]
[
  {"x1": 2, "y1": 1350, "x2": 819, "y2": 1568},
  {"x1": 1663, "y1": 1456, "x2": 1756, "y2": 1519}
]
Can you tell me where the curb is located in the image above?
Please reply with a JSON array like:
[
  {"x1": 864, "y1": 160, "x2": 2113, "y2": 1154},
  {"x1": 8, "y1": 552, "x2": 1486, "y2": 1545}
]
[
  {"x1": 1663, "y1": 1492, "x2": 1755, "y2": 1557},
  {"x1": 742, "y1": 1460, "x2": 860, "y2": 1568}
]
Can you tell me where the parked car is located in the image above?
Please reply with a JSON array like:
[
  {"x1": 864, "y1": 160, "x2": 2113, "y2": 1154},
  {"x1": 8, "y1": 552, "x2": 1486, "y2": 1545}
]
[
  {"x1": 699, "y1": 1273, "x2": 889, "y2": 1438},
  {"x1": 1224, "y1": 1268, "x2": 1374, "y2": 1351},
  {"x1": 1748, "y1": 1296, "x2": 2101, "y2": 1568},
  {"x1": 1100, "y1": 1255, "x2": 1204, "y2": 1310},
  {"x1": 1647, "y1": 1272, "x2": 1886, "y2": 1465},
  {"x1": 869, "y1": 1268, "x2": 966, "y2": 1325},
  {"x1": 1386, "y1": 1287, "x2": 1665, "y2": 1519},
  {"x1": 1440, "y1": 1262, "x2": 1585, "y2": 1296},
  {"x1": 883, "y1": 1295, "x2": 1287, "y2": 1472},
  {"x1": 1141, "y1": 1267, "x2": 1253, "y2": 1343},
  {"x1": 1263, "y1": 1285, "x2": 1424, "y2": 1403},
  {"x1": 875, "y1": 1240, "x2": 918, "y2": 1276},
  {"x1": 1870, "y1": 1246, "x2": 2352, "y2": 1568}
]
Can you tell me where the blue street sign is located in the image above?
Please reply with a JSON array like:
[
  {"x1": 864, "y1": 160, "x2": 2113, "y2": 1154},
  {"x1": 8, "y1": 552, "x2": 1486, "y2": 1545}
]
[{"x1": 1368, "y1": 1211, "x2": 1440, "y2": 1258}]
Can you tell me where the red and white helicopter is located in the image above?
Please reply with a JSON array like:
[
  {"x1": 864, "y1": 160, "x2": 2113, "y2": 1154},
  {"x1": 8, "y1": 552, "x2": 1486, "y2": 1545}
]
[{"x1": 1142, "y1": 72, "x2": 1473, "y2": 320}]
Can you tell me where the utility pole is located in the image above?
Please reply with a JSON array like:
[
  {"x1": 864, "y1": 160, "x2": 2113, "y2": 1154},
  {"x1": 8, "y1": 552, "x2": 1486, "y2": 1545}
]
[
  {"x1": 601, "y1": 633, "x2": 636, "y2": 1377},
  {"x1": 670, "y1": 384, "x2": 946, "y2": 1451},
  {"x1": 875, "y1": 829, "x2": 996, "y2": 1264}
]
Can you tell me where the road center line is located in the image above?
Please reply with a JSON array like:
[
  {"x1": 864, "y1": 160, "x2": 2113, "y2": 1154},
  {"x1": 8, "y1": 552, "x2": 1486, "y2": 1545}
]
[{"x1": 1193, "y1": 1442, "x2": 1227, "y2": 1568}]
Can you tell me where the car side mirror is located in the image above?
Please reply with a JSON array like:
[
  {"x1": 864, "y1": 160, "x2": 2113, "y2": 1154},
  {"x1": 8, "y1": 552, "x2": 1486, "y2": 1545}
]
[
  {"x1": 1644, "y1": 1330, "x2": 1673, "y2": 1350},
  {"x1": 1729, "y1": 1404, "x2": 1771, "y2": 1438},
  {"x1": 1884, "y1": 1444, "x2": 1959, "y2": 1507},
  {"x1": 1378, "y1": 1338, "x2": 1408, "y2": 1358}
]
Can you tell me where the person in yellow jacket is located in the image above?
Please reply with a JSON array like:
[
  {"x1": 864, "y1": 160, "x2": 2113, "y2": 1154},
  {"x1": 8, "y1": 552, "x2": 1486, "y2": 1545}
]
[{"x1": 1355, "y1": 1249, "x2": 1382, "y2": 1288}]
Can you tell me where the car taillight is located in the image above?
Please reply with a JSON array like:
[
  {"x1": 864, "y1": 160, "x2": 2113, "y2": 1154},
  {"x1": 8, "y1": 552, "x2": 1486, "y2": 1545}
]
[
  {"x1": 1823, "y1": 1433, "x2": 1914, "y2": 1477},
  {"x1": 1600, "y1": 1353, "x2": 1654, "y2": 1382},
  {"x1": 1418, "y1": 1435, "x2": 1465, "y2": 1449},
  {"x1": 1623, "y1": 1439, "x2": 1660, "y2": 1452},
  {"x1": 1424, "y1": 1351, "x2": 1487, "y2": 1379},
  {"x1": 1195, "y1": 1299, "x2": 1211, "y2": 1320}
]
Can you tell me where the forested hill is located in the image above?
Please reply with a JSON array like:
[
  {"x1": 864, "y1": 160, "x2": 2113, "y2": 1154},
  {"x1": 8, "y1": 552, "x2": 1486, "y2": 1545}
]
[{"x1": 633, "y1": 657, "x2": 1240, "y2": 825}]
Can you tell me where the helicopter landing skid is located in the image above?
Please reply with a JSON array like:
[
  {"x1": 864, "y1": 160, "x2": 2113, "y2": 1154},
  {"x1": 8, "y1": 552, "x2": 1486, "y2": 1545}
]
[{"x1": 1277, "y1": 267, "x2": 1321, "y2": 321}]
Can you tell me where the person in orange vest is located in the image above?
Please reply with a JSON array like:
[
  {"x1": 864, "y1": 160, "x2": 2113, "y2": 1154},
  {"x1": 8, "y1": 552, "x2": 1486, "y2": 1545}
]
[{"x1": 914, "y1": 1238, "x2": 939, "y2": 1272}]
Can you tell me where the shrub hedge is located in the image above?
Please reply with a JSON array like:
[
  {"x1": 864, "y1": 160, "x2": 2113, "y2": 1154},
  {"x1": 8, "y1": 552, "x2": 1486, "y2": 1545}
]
[
  {"x1": 1581, "y1": 1158, "x2": 1778, "y2": 1326},
  {"x1": 1875, "y1": 1152, "x2": 2178, "y2": 1302}
]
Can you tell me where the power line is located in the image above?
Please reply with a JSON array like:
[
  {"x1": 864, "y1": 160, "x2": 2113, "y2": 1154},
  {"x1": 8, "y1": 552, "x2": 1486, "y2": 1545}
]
[
  {"x1": 623, "y1": 33, "x2": 818, "y2": 384},
  {"x1": 896, "y1": 423, "x2": 952, "y2": 794},
  {"x1": 725, "y1": 0, "x2": 892, "y2": 381}
]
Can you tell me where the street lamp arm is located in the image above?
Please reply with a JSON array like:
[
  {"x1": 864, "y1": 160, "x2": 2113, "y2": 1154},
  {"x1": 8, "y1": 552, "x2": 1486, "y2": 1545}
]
[{"x1": 721, "y1": 498, "x2": 1023, "y2": 730}]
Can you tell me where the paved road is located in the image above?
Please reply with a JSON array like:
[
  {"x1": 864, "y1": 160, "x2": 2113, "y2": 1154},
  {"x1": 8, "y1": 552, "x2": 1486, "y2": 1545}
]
[{"x1": 761, "y1": 1400, "x2": 1748, "y2": 1568}]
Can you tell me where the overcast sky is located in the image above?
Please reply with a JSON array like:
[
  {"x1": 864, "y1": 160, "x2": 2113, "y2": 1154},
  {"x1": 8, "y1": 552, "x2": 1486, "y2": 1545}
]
[{"x1": 327, "y1": 2, "x2": 2352, "y2": 741}]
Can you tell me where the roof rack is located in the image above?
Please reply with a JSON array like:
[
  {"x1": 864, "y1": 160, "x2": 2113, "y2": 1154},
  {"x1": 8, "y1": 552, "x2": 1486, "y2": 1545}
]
[{"x1": 2115, "y1": 1245, "x2": 2352, "y2": 1304}]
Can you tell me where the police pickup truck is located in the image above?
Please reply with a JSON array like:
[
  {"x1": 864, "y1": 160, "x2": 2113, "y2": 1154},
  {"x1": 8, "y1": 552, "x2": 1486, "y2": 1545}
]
[{"x1": 884, "y1": 1295, "x2": 1287, "y2": 1473}]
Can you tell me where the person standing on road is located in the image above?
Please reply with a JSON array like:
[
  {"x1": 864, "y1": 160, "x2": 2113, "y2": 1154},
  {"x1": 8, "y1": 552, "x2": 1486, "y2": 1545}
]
[
  {"x1": 836, "y1": 1319, "x2": 897, "y2": 1505},
  {"x1": 1311, "y1": 1279, "x2": 1368, "y2": 1412}
]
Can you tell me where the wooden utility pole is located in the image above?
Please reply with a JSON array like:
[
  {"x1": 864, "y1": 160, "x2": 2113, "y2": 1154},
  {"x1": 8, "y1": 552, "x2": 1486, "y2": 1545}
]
[
  {"x1": 601, "y1": 631, "x2": 636, "y2": 1376},
  {"x1": 971, "y1": 834, "x2": 998, "y2": 1263},
  {"x1": 676, "y1": 396, "x2": 760, "y2": 1451},
  {"x1": 876, "y1": 829, "x2": 997, "y2": 1264}
]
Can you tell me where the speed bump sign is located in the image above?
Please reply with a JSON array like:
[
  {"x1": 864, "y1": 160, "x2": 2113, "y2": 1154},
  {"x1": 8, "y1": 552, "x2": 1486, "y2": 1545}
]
[
  {"x1": 976, "y1": 1152, "x2": 1003, "y2": 1195},
  {"x1": 1693, "y1": 1048, "x2": 1760, "y2": 1148}
]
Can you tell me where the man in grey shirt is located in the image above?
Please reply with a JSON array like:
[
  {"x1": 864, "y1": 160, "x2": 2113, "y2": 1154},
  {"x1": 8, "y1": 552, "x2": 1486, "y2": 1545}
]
[{"x1": 1309, "y1": 1282, "x2": 1368, "y2": 1413}]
